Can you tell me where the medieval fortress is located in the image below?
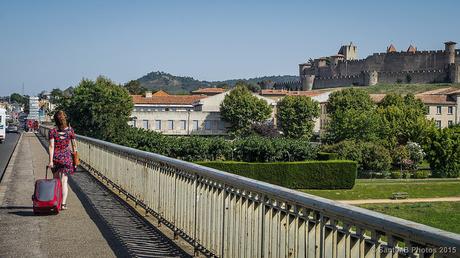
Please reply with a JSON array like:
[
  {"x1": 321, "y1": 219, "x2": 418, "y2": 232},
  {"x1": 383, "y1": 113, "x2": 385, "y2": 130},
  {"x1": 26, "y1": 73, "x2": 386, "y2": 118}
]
[{"x1": 290, "y1": 41, "x2": 460, "y2": 90}]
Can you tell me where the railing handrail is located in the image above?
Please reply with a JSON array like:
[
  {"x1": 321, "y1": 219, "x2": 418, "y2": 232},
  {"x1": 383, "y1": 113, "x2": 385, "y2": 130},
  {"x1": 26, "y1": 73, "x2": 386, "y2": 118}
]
[{"x1": 74, "y1": 133, "x2": 460, "y2": 249}]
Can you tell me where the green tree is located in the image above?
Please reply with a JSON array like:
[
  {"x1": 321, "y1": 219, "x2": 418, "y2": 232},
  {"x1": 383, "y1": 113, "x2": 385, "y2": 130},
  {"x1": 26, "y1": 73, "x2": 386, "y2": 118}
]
[
  {"x1": 277, "y1": 96, "x2": 320, "y2": 138},
  {"x1": 58, "y1": 76, "x2": 133, "y2": 141},
  {"x1": 220, "y1": 84, "x2": 272, "y2": 135},
  {"x1": 10, "y1": 93, "x2": 25, "y2": 104},
  {"x1": 246, "y1": 83, "x2": 261, "y2": 93},
  {"x1": 124, "y1": 80, "x2": 147, "y2": 95},
  {"x1": 324, "y1": 88, "x2": 380, "y2": 143},
  {"x1": 423, "y1": 125, "x2": 460, "y2": 178},
  {"x1": 50, "y1": 88, "x2": 63, "y2": 103},
  {"x1": 377, "y1": 94, "x2": 433, "y2": 147},
  {"x1": 327, "y1": 88, "x2": 375, "y2": 114},
  {"x1": 323, "y1": 140, "x2": 391, "y2": 177}
]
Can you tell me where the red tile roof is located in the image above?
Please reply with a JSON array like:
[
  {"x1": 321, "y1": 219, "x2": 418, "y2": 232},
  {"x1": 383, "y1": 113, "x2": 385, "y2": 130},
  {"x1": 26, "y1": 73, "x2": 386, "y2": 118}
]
[
  {"x1": 287, "y1": 91, "x2": 326, "y2": 97},
  {"x1": 152, "y1": 90, "x2": 169, "y2": 96},
  {"x1": 369, "y1": 94, "x2": 387, "y2": 103},
  {"x1": 191, "y1": 88, "x2": 226, "y2": 94},
  {"x1": 416, "y1": 94, "x2": 456, "y2": 105},
  {"x1": 371, "y1": 91, "x2": 457, "y2": 105},
  {"x1": 260, "y1": 89, "x2": 289, "y2": 95},
  {"x1": 260, "y1": 89, "x2": 332, "y2": 96},
  {"x1": 131, "y1": 94, "x2": 207, "y2": 105}
]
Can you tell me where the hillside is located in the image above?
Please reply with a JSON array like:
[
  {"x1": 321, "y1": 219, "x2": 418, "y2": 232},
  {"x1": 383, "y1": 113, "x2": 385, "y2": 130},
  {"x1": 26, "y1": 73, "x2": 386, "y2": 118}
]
[
  {"x1": 136, "y1": 71, "x2": 298, "y2": 94},
  {"x1": 360, "y1": 83, "x2": 460, "y2": 94}
]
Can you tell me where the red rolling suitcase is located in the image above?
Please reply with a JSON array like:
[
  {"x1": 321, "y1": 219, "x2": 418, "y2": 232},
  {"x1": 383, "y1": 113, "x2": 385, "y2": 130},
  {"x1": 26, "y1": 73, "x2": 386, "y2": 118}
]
[{"x1": 32, "y1": 166, "x2": 62, "y2": 215}]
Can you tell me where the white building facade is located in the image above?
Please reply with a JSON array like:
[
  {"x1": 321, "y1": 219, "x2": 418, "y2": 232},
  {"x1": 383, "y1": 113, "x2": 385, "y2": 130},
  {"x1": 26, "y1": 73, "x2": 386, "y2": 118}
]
[{"x1": 130, "y1": 90, "x2": 276, "y2": 135}]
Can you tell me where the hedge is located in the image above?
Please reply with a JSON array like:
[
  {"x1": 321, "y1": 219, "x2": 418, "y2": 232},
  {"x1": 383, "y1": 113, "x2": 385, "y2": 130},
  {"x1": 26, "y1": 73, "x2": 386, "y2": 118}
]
[{"x1": 197, "y1": 160, "x2": 357, "y2": 189}]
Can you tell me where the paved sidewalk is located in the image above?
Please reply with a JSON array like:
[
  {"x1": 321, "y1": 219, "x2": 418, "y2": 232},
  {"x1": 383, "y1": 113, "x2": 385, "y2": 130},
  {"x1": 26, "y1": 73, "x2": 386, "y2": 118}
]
[
  {"x1": 0, "y1": 132, "x2": 191, "y2": 258},
  {"x1": 0, "y1": 133, "x2": 116, "y2": 258},
  {"x1": 340, "y1": 196, "x2": 460, "y2": 205}
]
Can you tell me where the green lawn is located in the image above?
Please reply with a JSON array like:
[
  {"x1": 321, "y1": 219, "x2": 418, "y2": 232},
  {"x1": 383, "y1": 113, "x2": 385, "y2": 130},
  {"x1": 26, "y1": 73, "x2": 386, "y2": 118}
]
[
  {"x1": 360, "y1": 83, "x2": 460, "y2": 94},
  {"x1": 359, "y1": 202, "x2": 460, "y2": 234},
  {"x1": 301, "y1": 179, "x2": 460, "y2": 200}
]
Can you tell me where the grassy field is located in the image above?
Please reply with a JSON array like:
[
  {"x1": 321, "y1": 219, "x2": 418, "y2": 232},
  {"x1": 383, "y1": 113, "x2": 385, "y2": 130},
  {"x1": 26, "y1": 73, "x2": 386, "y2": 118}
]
[
  {"x1": 359, "y1": 83, "x2": 460, "y2": 94},
  {"x1": 301, "y1": 179, "x2": 460, "y2": 200},
  {"x1": 359, "y1": 202, "x2": 460, "y2": 234}
]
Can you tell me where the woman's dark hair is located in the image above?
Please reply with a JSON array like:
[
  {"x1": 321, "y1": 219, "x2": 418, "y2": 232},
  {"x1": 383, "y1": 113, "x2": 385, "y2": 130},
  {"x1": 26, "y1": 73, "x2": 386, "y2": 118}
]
[{"x1": 53, "y1": 110, "x2": 68, "y2": 130}]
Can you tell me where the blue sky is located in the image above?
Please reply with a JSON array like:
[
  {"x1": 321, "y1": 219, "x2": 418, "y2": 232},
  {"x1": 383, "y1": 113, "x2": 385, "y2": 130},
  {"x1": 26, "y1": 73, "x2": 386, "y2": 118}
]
[{"x1": 1, "y1": 0, "x2": 459, "y2": 96}]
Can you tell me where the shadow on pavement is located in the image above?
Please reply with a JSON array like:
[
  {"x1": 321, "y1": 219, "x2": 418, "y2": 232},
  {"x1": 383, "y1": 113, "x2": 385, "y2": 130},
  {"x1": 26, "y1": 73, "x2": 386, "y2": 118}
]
[
  {"x1": 35, "y1": 132, "x2": 190, "y2": 257},
  {"x1": 0, "y1": 206, "x2": 33, "y2": 209},
  {"x1": 8, "y1": 211, "x2": 35, "y2": 216}
]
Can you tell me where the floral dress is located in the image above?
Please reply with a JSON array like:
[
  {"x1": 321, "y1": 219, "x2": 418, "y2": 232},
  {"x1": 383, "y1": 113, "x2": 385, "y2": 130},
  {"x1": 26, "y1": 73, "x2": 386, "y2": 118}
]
[{"x1": 49, "y1": 127, "x2": 76, "y2": 176}]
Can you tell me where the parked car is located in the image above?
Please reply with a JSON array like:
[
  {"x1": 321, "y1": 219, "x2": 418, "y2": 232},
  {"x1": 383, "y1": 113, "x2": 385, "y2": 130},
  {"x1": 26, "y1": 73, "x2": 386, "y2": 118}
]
[{"x1": 6, "y1": 124, "x2": 19, "y2": 133}]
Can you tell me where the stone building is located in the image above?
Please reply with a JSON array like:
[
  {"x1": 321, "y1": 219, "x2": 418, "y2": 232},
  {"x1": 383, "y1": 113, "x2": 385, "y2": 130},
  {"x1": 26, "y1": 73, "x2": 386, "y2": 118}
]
[
  {"x1": 130, "y1": 90, "x2": 276, "y2": 135},
  {"x1": 292, "y1": 41, "x2": 460, "y2": 90}
]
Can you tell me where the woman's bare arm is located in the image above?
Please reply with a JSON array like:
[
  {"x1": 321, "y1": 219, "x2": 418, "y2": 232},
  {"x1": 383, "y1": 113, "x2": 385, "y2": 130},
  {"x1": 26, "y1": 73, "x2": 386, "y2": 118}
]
[
  {"x1": 49, "y1": 138, "x2": 54, "y2": 167},
  {"x1": 71, "y1": 139, "x2": 77, "y2": 152}
]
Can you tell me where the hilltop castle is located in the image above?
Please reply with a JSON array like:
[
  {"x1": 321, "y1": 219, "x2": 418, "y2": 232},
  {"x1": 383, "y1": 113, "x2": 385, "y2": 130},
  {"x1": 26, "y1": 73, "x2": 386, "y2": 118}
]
[{"x1": 279, "y1": 41, "x2": 460, "y2": 91}]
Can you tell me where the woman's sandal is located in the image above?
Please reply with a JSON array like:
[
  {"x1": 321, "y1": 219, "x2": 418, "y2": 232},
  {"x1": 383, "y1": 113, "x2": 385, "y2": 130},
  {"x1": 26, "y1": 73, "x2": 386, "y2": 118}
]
[{"x1": 61, "y1": 204, "x2": 68, "y2": 210}]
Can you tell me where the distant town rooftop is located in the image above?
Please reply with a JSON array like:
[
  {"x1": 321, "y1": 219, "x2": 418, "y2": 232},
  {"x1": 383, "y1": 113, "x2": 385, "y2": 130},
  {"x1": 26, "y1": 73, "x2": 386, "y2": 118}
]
[
  {"x1": 131, "y1": 94, "x2": 207, "y2": 105},
  {"x1": 370, "y1": 88, "x2": 460, "y2": 105},
  {"x1": 191, "y1": 88, "x2": 226, "y2": 94}
]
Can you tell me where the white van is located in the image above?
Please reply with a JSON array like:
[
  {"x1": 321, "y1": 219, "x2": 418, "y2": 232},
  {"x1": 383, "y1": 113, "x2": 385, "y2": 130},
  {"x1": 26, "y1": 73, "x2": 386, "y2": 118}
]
[{"x1": 0, "y1": 108, "x2": 6, "y2": 143}]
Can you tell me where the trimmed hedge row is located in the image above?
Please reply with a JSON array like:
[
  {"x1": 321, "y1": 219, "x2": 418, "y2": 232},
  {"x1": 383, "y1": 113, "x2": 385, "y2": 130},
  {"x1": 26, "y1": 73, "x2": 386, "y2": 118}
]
[{"x1": 197, "y1": 160, "x2": 357, "y2": 189}]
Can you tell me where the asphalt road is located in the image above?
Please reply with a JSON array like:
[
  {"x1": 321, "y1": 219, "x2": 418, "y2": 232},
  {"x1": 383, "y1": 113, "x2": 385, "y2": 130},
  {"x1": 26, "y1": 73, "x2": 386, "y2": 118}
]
[{"x1": 0, "y1": 132, "x2": 20, "y2": 182}]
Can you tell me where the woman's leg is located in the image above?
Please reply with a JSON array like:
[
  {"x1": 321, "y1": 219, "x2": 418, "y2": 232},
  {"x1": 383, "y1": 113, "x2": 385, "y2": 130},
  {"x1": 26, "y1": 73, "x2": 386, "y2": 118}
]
[{"x1": 60, "y1": 173, "x2": 69, "y2": 205}]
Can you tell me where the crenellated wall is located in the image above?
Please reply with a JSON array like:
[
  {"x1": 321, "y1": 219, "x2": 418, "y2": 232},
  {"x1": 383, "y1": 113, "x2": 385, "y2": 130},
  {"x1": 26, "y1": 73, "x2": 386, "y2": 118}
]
[
  {"x1": 332, "y1": 50, "x2": 448, "y2": 77},
  {"x1": 310, "y1": 69, "x2": 449, "y2": 89},
  {"x1": 313, "y1": 74, "x2": 363, "y2": 89},
  {"x1": 377, "y1": 69, "x2": 447, "y2": 84}
]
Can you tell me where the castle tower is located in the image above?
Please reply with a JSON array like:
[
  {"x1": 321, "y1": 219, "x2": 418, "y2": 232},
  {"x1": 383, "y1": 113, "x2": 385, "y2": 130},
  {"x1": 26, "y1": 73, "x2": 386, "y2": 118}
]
[
  {"x1": 338, "y1": 42, "x2": 357, "y2": 60},
  {"x1": 299, "y1": 63, "x2": 315, "y2": 91},
  {"x1": 445, "y1": 41, "x2": 457, "y2": 64},
  {"x1": 363, "y1": 71, "x2": 378, "y2": 86}
]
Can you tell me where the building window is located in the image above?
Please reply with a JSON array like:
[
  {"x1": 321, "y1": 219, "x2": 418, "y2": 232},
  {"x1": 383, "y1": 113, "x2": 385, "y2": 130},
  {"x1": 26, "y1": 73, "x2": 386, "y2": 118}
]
[
  {"x1": 435, "y1": 120, "x2": 442, "y2": 128},
  {"x1": 425, "y1": 106, "x2": 430, "y2": 114},
  {"x1": 142, "y1": 120, "x2": 149, "y2": 129},
  {"x1": 132, "y1": 120, "x2": 137, "y2": 128},
  {"x1": 448, "y1": 106, "x2": 453, "y2": 115},
  {"x1": 168, "y1": 120, "x2": 174, "y2": 130},
  {"x1": 180, "y1": 120, "x2": 186, "y2": 130},
  {"x1": 204, "y1": 120, "x2": 212, "y2": 130},
  {"x1": 219, "y1": 121, "x2": 226, "y2": 130},
  {"x1": 448, "y1": 120, "x2": 453, "y2": 127},
  {"x1": 192, "y1": 120, "x2": 199, "y2": 130},
  {"x1": 155, "y1": 120, "x2": 161, "y2": 130},
  {"x1": 436, "y1": 106, "x2": 442, "y2": 114}
]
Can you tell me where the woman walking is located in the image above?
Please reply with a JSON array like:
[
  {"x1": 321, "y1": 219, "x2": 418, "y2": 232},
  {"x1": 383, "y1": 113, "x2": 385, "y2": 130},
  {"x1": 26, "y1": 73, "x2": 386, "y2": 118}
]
[{"x1": 48, "y1": 110, "x2": 77, "y2": 210}]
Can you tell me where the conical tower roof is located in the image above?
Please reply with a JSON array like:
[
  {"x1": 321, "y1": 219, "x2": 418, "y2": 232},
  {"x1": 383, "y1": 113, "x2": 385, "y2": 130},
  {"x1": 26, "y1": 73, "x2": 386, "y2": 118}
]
[
  {"x1": 407, "y1": 44, "x2": 417, "y2": 53},
  {"x1": 387, "y1": 44, "x2": 397, "y2": 53}
]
